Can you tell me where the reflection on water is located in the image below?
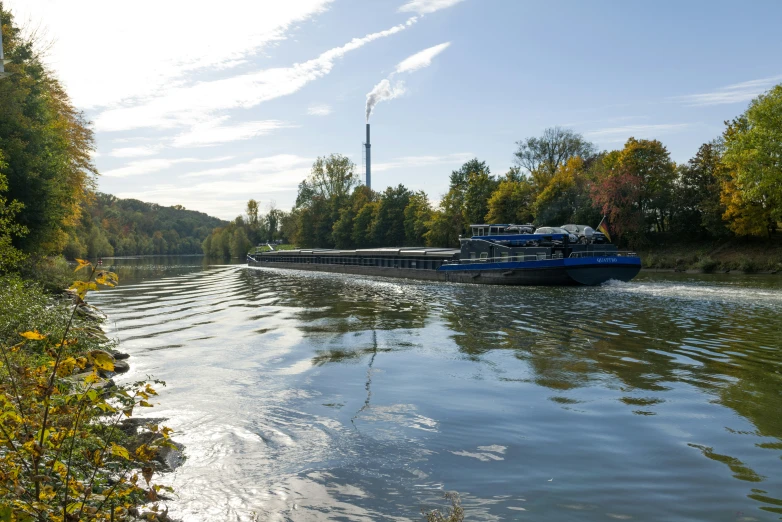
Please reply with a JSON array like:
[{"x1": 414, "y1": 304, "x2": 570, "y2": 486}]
[{"x1": 91, "y1": 260, "x2": 782, "y2": 521}]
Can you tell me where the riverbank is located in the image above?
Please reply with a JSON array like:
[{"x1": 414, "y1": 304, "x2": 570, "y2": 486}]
[
  {"x1": 0, "y1": 260, "x2": 181, "y2": 521},
  {"x1": 637, "y1": 236, "x2": 782, "y2": 274}
]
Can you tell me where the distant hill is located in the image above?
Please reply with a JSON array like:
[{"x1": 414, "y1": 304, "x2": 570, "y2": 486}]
[{"x1": 65, "y1": 193, "x2": 228, "y2": 258}]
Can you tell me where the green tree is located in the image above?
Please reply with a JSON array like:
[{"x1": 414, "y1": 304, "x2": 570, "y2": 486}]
[
  {"x1": 333, "y1": 186, "x2": 374, "y2": 248},
  {"x1": 485, "y1": 174, "x2": 535, "y2": 224},
  {"x1": 352, "y1": 201, "x2": 379, "y2": 247},
  {"x1": 0, "y1": 152, "x2": 27, "y2": 272},
  {"x1": 463, "y1": 167, "x2": 497, "y2": 225},
  {"x1": 721, "y1": 84, "x2": 782, "y2": 236},
  {"x1": 0, "y1": 7, "x2": 97, "y2": 253},
  {"x1": 230, "y1": 227, "x2": 251, "y2": 258},
  {"x1": 403, "y1": 191, "x2": 433, "y2": 245},
  {"x1": 674, "y1": 142, "x2": 730, "y2": 237},
  {"x1": 514, "y1": 127, "x2": 596, "y2": 185},
  {"x1": 372, "y1": 185, "x2": 411, "y2": 246}
]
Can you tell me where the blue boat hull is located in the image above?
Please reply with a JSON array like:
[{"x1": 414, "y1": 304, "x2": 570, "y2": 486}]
[{"x1": 437, "y1": 256, "x2": 641, "y2": 286}]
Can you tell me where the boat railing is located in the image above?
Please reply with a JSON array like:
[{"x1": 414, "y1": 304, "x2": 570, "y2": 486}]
[
  {"x1": 442, "y1": 253, "x2": 564, "y2": 264},
  {"x1": 568, "y1": 251, "x2": 638, "y2": 258}
]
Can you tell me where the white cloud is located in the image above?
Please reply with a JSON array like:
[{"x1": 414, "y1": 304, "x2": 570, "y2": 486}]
[
  {"x1": 108, "y1": 146, "x2": 161, "y2": 158},
  {"x1": 5, "y1": 0, "x2": 334, "y2": 109},
  {"x1": 399, "y1": 0, "x2": 465, "y2": 15},
  {"x1": 675, "y1": 75, "x2": 782, "y2": 106},
  {"x1": 307, "y1": 104, "x2": 333, "y2": 116},
  {"x1": 584, "y1": 124, "x2": 691, "y2": 143},
  {"x1": 102, "y1": 156, "x2": 233, "y2": 178},
  {"x1": 373, "y1": 153, "x2": 473, "y2": 172},
  {"x1": 182, "y1": 154, "x2": 313, "y2": 178},
  {"x1": 396, "y1": 42, "x2": 451, "y2": 73},
  {"x1": 172, "y1": 119, "x2": 290, "y2": 147},
  {"x1": 118, "y1": 167, "x2": 309, "y2": 219},
  {"x1": 94, "y1": 17, "x2": 418, "y2": 132}
]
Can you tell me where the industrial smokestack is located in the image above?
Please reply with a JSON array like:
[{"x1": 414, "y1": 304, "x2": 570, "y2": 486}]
[{"x1": 365, "y1": 123, "x2": 371, "y2": 190}]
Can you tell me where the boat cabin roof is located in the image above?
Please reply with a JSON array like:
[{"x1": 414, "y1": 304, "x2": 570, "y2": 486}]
[{"x1": 470, "y1": 224, "x2": 535, "y2": 236}]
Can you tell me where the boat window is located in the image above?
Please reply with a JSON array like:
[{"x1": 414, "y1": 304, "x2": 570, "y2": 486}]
[
  {"x1": 500, "y1": 252, "x2": 509, "y2": 261},
  {"x1": 479, "y1": 252, "x2": 488, "y2": 261},
  {"x1": 536, "y1": 253, "x2": 547, "y2": 260},
  {"x1": 469, "y1": 252, "x2": 476, "y2": 260}
]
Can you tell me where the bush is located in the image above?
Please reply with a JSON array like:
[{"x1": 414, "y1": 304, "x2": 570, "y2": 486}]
[
  {"x1": 696, "y1": 256, "x2": 719, "y2": 273},
  {"x1": 17, "y1": 255, "x2": 73, "y2": 293},
  {"x1": 738, "y1": 256, "x2": 758, "y2": 273},
  {"x1": 0, "y1": 263, "x2": 174, "y2": 521}
]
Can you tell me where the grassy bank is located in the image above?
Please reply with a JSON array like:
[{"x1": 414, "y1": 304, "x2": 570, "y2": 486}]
[{"x1": 637, "y1": 236, "x2": 782, "y2": 274}]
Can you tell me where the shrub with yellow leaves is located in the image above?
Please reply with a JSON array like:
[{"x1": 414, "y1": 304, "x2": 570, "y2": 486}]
[{"x1": 0, "y1": 259, "x2": 176, "y2": 521}]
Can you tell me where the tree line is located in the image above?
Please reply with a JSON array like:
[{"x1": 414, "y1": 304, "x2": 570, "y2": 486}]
[
  {"x1": 259, "y1": 83, "x2": 779, "y2": 252},
  {"x1": 201, "y1": 200, "x2": 288, "y2": 259},
  {"x1": 66, "y1": 193, "x2": 227, "y2": 258}
]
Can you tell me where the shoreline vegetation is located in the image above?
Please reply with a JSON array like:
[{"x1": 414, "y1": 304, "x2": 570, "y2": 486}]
[
  {"x1": 202, "y1": 88, "x2": 782, "y2": 272},
  {"x1": 1, "y1": 7, "x2": 180, "y2": 520},
  {"x1": 0, "y1": 1, "x2": 780, "y2": 519}
]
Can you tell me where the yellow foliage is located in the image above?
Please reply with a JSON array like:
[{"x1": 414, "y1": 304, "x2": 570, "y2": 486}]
[
  {"x1": 720, "y1": 173, "x2": 772, "y2": 237},
  {"x1": 87, "y1": 350, "x2": 115, "y2": 372},
  {"x1": 111, "y1": 443, "x2": 130, "y2": 460},
  {"x1": 74, "y1": 258, "x2": 92, "y2": 272},
  {"x1": 19, "y1": 330, "x2": 46, "y2": 340}
]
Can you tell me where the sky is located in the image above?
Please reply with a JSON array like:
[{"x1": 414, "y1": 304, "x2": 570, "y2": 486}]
[{"x1": 5, "y1": 0, "x2": 782, "y2": 219}]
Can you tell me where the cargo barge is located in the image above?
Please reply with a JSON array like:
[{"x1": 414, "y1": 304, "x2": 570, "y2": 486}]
[{"x1": 247, "y1": 224, "x2": 641, "y2": 286}]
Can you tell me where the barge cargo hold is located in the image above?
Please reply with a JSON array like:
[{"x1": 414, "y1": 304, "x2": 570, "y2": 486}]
[{"x1": 247, "y1": 225, "x2": 641, "y2": 286}]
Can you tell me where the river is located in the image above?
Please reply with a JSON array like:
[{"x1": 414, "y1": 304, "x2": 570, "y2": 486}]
[{"x1": 90, "y1": 258, "x2": 782, "y2": 521}]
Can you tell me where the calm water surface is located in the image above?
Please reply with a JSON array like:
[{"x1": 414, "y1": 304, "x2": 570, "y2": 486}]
[{"x1": 91, "y1": 258, "x2": 782, "y2": 521}]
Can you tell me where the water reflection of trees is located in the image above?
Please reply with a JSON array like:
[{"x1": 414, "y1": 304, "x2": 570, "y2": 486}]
[
  {"x1": 438, "y1": 284, "x2": 782, "y2": 514},
  {"x1": 243, "y1": 269, "x2": 429, "y2": 334}
]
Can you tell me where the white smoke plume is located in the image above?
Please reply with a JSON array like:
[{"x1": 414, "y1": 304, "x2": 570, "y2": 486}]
[
  {"x1": 365, "y1": 79, "x2": 407, "y2": 121},
  {"x1": 365, "y1": 42, "x2": 451, "y2": 121}
]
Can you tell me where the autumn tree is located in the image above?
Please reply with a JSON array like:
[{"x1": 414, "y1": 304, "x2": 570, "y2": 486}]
[
  {"x1": 485, "y1": 173, "x2": 535, "y2": 224},
  {"x1": 0, "y1": 151, "x2": 26, "y2": 272},
  {"x1": 0, "y1": 7, "x2": 97, "y2": 253},
  {"x1": 533, "y1": 157, "x2": 599, "y2": 226}
]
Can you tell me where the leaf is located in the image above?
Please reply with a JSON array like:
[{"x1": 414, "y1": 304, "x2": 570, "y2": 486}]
[
  {"x1": 72, "y1": 280, "x2": 99, "y2": 297},
  {"x1": 95, "y1": 270, "x2": 119, "y2": 287},
  {"x1": 88, "y1": 350, "x2": 114, "y2": 372},
  {"x1": 139, "y1": 400, "x2": 153, "y2": 408},
  {"x1": 111, "y1": 443, "x2": 131, "y2": 460},
  {"x1": 52, "y1": 460, "x2": 67, "y2": 477},
  {"x1": 0, "y1": 505, "x2": 11, "y2": 522},
  {"x1": 19, "y1": 330, "x2": 46, "y2": 340},
  {"x1": 74, "y1": 258, "x2": 92, "y2": 272}
]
